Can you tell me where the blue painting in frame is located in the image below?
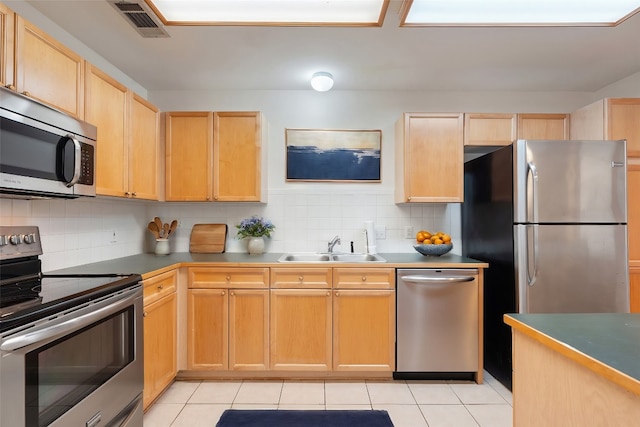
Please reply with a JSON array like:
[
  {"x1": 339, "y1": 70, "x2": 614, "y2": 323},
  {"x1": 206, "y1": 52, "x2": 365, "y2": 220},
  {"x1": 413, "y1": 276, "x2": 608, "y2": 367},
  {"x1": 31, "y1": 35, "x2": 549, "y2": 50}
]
[{"x1": 285, "y1": 129, "x2": 381, "y2": 182}]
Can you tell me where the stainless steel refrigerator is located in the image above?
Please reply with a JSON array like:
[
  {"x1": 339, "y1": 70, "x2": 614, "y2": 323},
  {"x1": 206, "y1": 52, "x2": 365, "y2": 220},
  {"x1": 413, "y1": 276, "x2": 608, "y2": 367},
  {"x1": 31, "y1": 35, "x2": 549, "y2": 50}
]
[{"x1": 462, "y1": 139, "x2": 629, "y2": 389}]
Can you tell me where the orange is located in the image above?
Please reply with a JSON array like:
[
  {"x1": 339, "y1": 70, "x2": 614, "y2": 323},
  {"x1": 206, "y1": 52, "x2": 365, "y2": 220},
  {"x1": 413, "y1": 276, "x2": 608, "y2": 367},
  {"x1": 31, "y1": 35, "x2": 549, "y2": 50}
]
[{"x1": 416, "y1": 232, "x2": 426, "y2": 242}]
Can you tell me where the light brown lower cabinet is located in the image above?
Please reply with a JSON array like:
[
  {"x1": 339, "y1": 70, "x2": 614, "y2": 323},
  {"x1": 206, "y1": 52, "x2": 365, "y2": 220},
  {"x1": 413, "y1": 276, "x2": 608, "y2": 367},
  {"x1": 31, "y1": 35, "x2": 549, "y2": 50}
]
[
  {"x1": 187, "y1": 267, "x2": 270, "y2": 371},
  {"x1": 333, "y1": 289, "x2": 395, "y2": 371},
  {"x1": 631, "y1": 268, "x2": 640, "y2": 313},
  {"x1": 269, "y1": 288, "x2": 333, "y2": 371},
  {"x1": 186, "y1": 266, "x2": 396, "y2": 375},
  {"x1": 143, "y1": 270, "x2": 177, "y2": 410}
]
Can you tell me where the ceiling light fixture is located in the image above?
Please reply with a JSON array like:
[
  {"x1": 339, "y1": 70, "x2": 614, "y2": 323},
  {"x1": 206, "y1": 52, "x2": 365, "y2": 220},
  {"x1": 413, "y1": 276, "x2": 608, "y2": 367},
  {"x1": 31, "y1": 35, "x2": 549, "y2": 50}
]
[{"x1": 310, "y1": 72, "x2": 334, "y2": 92}]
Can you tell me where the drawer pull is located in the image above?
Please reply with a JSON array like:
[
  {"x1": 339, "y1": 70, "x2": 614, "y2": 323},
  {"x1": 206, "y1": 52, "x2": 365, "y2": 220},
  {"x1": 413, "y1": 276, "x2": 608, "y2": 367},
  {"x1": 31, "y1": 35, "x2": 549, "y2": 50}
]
[
  {"x1": 298, "y1": 276, "x2": 304, "y2": 281},
  {"x1": 157, "y1": 284, "x2": 164, "y2": 290},
  {"x1": 362, "y1": 276, "x2": 367, "y2": 281},
  {"x1": 226, "y1": 275, "x2": 231, "y2": 281}
]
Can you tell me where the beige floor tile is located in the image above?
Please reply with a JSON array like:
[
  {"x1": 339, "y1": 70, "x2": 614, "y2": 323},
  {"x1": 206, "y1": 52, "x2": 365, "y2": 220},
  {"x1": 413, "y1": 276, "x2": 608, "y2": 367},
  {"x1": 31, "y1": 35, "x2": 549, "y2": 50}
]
[
  {"x1": 170, "y1": 403, "x2": 229, "y2": 427},
  {"x1": 420, "y1": 404, "x2": 480, "y2": 427},
  {"x1": 466, "y1": 404, "x2": 513, "y2": 427},
  {"x1": 408, "y1": 383, "x2": 461, "y2": 404},
  {"x1": 188, "y1": 381, "x2": 242, "y2": 404},
  {"x1": 325, "y1": 404, "x2": 373, "y2": 410},
  {"x1": 484, "y1": 376, "x2": 514, "y2": 405},
  {"x1": 325, "y1": 381, "x2": 370, "y2": 405},
  {"x1": 280, "y1": 381, "x2": 325, "y2": 405},
  {"x1": 450, "y1": 382, "x2": 507, "y2": 404},
  {"x1": 142, "y1": 403, "x2": 183, "y2": 427},
  {"x1": 155, "y1": 381, "x2": 201, "y2": 404},
  {"x1": 230, "y1": 403, "x2": 279, "y2": 410},
  {"x1": 278, "y1": 404, "x2": 326, "y2": 410},
  {"x1": 234, "y1": 381, "x2": 283, "y2": 404},
  {"x1": 367, "y1": 381, "x2": 416, "y2": 404},
  {"x1": 372, "y1": 404, "x2": 428, "y2": 427}
]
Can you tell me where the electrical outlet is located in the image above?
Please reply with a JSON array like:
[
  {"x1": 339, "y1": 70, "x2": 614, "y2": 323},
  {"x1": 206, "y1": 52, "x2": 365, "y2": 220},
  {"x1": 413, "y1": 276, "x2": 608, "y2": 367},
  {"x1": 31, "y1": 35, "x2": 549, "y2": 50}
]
[
  {"x1": 403, "y1": 226, "x2": 414, "y2": 239},
  {"x1": 375, "y1": 225, "x2": 386, "y2": 240}
]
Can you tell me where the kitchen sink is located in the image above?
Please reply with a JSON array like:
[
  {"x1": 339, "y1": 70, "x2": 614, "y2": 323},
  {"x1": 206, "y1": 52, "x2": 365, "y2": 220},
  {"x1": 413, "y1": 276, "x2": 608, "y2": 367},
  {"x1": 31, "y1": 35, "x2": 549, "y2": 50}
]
[
  {"x1": 277, "y1": 253, "x2": 386, "y2": 263},
  {"x1": 330, "y1": 253, "x2": 386, "y2": 263},
  {"x1": 277, "y1": 253, "x2": 332, "y2": 262}
]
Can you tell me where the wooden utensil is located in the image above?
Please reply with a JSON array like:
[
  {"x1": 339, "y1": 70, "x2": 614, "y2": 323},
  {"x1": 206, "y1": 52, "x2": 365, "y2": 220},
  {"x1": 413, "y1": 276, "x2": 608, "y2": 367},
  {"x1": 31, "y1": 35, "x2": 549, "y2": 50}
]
[
  {"x1": 154, "y1": 217, "x2": 163, "y2": 234},
  {"x1": 168, "y1": 220, "x2": 178, "y2": 236},
  {"x1": 163, "y1": 223, "x2": 169, "y2": 238},
  {"x1": 147, "y1": 222, "x2": 161, "y2": 239}
]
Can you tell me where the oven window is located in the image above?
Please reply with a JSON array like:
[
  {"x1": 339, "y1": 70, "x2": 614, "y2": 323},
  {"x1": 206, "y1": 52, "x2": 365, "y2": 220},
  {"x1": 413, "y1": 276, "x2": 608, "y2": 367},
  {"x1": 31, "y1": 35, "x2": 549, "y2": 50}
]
[{"x1": 24, "y1": 307, "x2": 134, "y2": 427}]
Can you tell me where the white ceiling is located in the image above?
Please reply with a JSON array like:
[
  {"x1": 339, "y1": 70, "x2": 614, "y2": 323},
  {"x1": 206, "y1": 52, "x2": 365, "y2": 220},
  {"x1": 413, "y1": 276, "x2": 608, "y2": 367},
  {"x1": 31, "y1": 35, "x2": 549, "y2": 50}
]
[{"x1": 17, "y1": 0, "x2": 640, "y2": 92}]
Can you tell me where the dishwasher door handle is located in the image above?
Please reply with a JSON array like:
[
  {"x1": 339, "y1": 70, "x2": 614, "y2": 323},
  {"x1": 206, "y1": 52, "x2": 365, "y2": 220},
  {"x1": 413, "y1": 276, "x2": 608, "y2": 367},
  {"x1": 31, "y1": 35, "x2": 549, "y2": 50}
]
[{"x1": 401, "y1": 275, "x2": 475, "y2": 284}]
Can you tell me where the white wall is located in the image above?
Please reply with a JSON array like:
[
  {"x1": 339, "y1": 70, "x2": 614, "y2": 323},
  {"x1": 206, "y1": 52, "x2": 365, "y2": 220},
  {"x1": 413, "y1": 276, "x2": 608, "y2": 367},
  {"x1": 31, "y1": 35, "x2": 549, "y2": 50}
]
[{"x1": 3, "y1": 2, "x2": 640, "y2": 271}]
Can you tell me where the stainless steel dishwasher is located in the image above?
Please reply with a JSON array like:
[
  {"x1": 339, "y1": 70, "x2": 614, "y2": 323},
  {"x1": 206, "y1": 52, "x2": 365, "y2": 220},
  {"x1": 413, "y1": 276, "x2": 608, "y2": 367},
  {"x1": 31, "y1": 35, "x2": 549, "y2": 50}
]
[{"x1": 395, "y1": 268, "x2": 479, "y2": 380}]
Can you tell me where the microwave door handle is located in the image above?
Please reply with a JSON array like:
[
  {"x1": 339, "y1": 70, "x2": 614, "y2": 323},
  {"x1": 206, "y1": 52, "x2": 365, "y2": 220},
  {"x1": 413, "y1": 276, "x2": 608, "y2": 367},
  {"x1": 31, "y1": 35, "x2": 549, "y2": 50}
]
[{"x1": 66, "y1": 136, "x2": 82, "y2": 187}]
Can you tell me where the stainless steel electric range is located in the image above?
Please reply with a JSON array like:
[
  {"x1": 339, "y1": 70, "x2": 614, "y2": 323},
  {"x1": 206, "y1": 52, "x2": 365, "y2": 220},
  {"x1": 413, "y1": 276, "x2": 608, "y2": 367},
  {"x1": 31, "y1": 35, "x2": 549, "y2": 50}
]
[{"x1": 0, "y1": 225, "x2": 143, "y2": 427}]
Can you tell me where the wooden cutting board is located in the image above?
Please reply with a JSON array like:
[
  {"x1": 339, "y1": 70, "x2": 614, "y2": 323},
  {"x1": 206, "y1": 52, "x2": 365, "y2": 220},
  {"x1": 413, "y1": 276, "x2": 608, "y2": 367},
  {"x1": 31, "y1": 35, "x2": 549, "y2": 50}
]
[{"x1": 189, "y1": 224, "x2": 228, "y2": 253}]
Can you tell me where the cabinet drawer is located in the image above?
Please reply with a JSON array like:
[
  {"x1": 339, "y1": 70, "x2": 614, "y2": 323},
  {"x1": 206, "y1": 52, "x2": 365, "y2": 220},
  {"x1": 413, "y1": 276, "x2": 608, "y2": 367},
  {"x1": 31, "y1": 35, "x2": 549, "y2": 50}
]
[
  {"x1": 333, "y1": 268, "x2": 395, "y2": 289},
  {"x1": 270, "y1": 268, "x2": 332, "y2": 289},
  {"x1": 143, "y1": 270, "x2": 177, "y2": 306},
  {"x1": 188, "y1": 267, "x2": 269, "y2": 289}
]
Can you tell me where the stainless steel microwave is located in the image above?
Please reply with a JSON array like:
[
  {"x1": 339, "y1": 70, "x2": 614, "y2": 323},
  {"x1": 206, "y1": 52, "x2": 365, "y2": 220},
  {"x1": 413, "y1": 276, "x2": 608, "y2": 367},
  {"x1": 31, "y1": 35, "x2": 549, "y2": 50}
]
[{"x1": 0, "y1": 86, "x2": 97, "y2": 199}]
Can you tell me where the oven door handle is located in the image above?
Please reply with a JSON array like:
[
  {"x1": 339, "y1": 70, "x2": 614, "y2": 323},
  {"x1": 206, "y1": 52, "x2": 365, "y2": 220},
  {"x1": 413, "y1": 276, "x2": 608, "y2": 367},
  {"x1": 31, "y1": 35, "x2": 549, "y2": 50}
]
[{"x1": 0, "y1": 286, "x2": 140, "y2": 352}]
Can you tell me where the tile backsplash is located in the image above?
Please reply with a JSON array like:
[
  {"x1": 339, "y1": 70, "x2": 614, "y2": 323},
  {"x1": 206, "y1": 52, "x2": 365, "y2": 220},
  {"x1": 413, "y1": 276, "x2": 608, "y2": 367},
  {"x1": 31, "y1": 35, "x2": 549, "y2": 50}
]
[{"x1": 0, "y1": 190, "x2": 460, "y2": 272}]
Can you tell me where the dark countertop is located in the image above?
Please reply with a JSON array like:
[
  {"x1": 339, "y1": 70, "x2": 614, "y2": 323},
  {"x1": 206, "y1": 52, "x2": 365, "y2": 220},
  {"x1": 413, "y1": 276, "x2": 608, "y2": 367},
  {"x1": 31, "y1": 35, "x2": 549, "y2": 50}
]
[
  {"x1": 48, "y1": 252, "x2": 488, "y2": 278},
  {"x1": 505, "y1": 313, "x2": 640, "y2": 394}
]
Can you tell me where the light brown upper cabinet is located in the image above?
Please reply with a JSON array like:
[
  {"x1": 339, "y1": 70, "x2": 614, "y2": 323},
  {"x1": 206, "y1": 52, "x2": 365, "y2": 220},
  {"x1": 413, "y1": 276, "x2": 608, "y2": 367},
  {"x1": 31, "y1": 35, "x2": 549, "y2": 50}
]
[
  {"x1": 85, "y1": 64, "x2": 159, "y2": 199},
  {"x1": 165, "y1": 112, "x2": 213, "y2": 201},
  {"x1": 395, "y1": 113, "x2": 464, "y2": 203},
  {"x1": 15, "y1": 16, "x2": 84, "y2": 118},
  {"x1": 129, "y1": 93, "x2": 160, "y2": 200},
  {"x1": 165, "y1": 111, "x2": 266, "y2": 202},
  {"x1": 213, "y1": 112, "x2": 266, "y2": 202},
  {"x1": 85, "y1": 64, "x2": 128, "y2": 197},
  {"x1": 0, "y1": 2, "x2": 15, "y2": 89},
  {"x1": 464, "y1": 113, "x2": 517, "y2": 146},
  {"x1": 516, "y1": 114, "x2": 570, "y2": 140},
  {"x1": 571, "y1": 98, "x2": 640, "y2": 157}
]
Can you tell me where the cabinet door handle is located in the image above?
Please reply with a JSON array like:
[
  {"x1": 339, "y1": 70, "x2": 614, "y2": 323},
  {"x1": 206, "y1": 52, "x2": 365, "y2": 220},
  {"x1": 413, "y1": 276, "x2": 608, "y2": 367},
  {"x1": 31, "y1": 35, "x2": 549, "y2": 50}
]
[
  {"x1": 143, "y1": 311, "x2": 148, "y2": 317},
  {"x1": 327, "y1": 292, "x2": 330, "y2": 297},
  {"x1": 5, "y1": 84, "x2": 15, "y2": 90},
  {"x1": 22, "y1": 91, "x2": 31, "y2": 97},
  {"x1": 230, "y1": 291, "x2": 235, "y2": 296},
  {"x1": 221, "y1": 291, "x2": 225, "y2": 296},
  {"x1": 132, "y1": 192, "x2": 137, "y2": 197},
  {"x1": 335, "y1": 292, "x2": 340, "y2": 297}
]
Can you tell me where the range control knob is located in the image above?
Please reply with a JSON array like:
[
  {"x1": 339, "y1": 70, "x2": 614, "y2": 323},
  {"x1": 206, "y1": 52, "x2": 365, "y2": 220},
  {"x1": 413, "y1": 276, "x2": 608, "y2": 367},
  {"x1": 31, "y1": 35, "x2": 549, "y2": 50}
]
[
  {"x1": 24, "y1": 233, "x2": 36, "y2": 244},
  {"x1": 0, "y1": 235, "x2": 8, "y2": 246},
  {"x1": 9, "y1": 234, "x2": 22, "y2": 245}
]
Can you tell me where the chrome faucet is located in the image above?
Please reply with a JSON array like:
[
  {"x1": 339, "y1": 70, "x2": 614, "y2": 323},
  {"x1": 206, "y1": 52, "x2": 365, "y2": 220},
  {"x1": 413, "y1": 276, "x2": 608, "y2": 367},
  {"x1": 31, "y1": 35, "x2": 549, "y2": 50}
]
[{"x1": 327, "y1": 235, "x2": 341, "y2": 253}]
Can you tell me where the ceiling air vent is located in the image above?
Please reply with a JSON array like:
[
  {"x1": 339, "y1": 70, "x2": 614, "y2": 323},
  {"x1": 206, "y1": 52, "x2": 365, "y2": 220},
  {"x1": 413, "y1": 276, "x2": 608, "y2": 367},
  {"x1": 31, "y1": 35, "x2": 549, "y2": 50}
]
[{"x1": 108, "y1": 0, "x2": 169, "y2": 38}]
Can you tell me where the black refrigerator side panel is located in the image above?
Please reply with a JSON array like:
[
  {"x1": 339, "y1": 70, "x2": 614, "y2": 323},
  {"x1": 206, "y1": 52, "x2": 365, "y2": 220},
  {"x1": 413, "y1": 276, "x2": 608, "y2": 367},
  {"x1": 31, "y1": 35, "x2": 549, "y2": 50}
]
[{"x1": 462, "y1": 145, "x2": 516, "y2": 390}]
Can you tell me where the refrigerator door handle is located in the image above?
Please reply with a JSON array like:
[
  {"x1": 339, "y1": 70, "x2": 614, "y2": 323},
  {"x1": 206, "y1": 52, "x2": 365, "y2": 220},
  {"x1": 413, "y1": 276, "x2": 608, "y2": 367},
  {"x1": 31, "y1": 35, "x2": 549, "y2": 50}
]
[
  {"x1": 527, "y1": 161, "x2": 539, "y2": 223},
  {"x1": 528, "y1": 224, "x2": 539, "y2": 287}
]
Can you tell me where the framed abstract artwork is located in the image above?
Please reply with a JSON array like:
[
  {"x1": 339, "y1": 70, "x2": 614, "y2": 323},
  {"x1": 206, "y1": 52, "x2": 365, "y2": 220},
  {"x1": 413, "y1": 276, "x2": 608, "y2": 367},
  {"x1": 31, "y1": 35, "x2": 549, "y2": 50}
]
[{"x1": 285, "y1": 129, "x2": 381, "y2": 182}]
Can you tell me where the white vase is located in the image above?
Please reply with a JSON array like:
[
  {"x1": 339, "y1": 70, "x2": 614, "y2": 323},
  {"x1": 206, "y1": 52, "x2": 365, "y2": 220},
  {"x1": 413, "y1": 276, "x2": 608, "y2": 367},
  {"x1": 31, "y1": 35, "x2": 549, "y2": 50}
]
[
  {"x1": 155, "y1": 238, "x2": 170, "y2": 255},
  {"x1": 247, "y1": 236, "x2": 265, "y2": 255}
]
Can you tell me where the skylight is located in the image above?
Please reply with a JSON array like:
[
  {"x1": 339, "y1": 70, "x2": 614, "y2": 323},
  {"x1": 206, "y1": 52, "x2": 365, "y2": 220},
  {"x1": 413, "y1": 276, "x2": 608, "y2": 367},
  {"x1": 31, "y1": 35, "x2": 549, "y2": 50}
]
[
  {"x1": 147, "y1": 0, "x2": 389, "y2": 26},
  {"x1": 401, "y1": 0, "x2": 640, "y2": 26}
]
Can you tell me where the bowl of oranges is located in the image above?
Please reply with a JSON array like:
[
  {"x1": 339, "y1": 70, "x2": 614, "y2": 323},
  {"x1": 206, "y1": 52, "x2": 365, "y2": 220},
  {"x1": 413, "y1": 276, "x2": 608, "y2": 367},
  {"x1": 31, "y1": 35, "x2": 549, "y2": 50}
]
[{"x1": 413, "y1": 230, "x2": 453, "y2": 256}]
